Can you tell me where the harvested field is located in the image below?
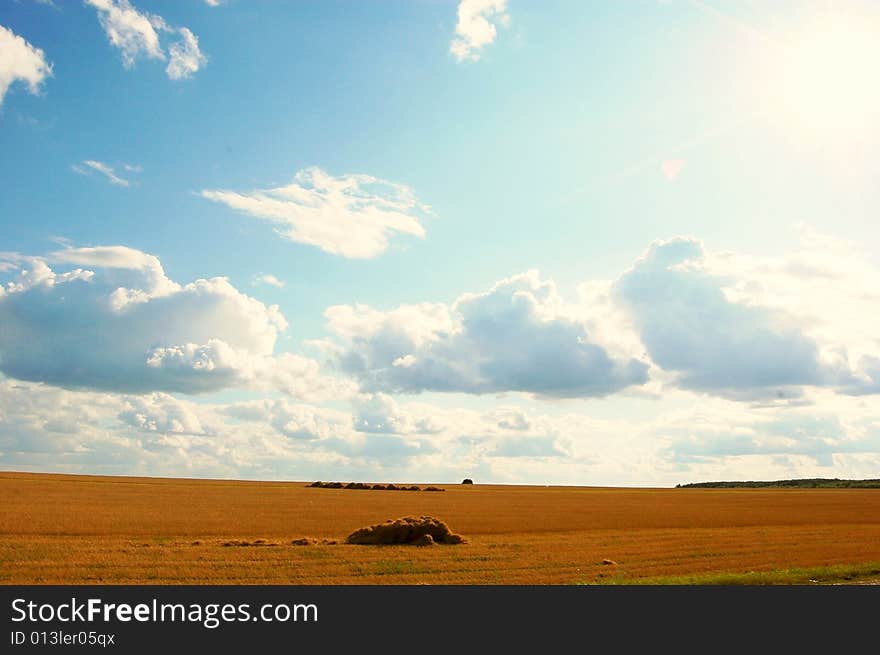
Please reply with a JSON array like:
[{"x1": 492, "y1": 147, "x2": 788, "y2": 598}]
[{"x1": 2, "y1": 471, "x2": 880, "y2": 584}]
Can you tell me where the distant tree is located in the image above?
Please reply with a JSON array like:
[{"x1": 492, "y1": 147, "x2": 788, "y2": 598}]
[{"x1": 462, "y1": 478, "x2": 474, "y2": 485}]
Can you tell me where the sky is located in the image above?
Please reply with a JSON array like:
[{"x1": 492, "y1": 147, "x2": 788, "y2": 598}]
[{"x1": 1, "y1": 0, "x2": 879, "y2": 486}]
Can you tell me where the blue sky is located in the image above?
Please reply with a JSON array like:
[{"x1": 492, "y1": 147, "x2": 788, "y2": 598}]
[{"x1": 1, "y1": 0, "x2": 879, "y2": 485}]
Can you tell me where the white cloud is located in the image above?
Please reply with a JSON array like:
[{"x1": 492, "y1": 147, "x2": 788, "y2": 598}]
[
  {"x1": 489, "y1": 435, "x2": 570, "y2": 458},
  {"x1": 3, "y1": 377, "x2": 880, "y2": 485},
  {"x1": 221, "y1": 398, "x2": 353, "y2": 441},
  {"x1": 0, "y1": 380, "x2": 359, "y2": 479},
  {"x1": 323, "y1": 270, "x2": 649, "y2": 397},
  {"x1": 0, "y1": 245, "x2": 346, "y2": 399},
  {"x1": 612, "y1": 230, "x2": 880, "y2": 400},
  {"x1": 85, "y1": 0, "x2": 206, "y2": 80},
  {"x1": 450, "y1": 0, "x2": 509, "y2": 62},
  {"x1": 201, "y1": 167, "x2": 430, "y2": 259},
  {"x1": 0, "y1": 24, "x2": 52, "y2": 105},
  {"x1": 702, "y1": 225, "x2": 880, "y2": 393},
  {"x1": 4, "y1": 229, "x2": 880, "y2": 484},
  {"x1": 71, "y1": 159, "x2": 133, "y2": 186},
  {"x1": 204, "y1": 0, "x2": 221, "y2": 6},
  {"x1": 488, "y1": 406, "x2": 532, "y2": 431},
  {"x1": 253, "y1": 273, "x2": 285, "y2": 288},
  {"x1": 165, "y1": 28, "x2": 207, "y2": 80},
  {"x1": 85, "y1": 0, "x2": 165, "y2": 67},
  {"x1": 119, "y1": 393, "x2": 206, "y2": 435},
  {"x1": 652, "y1": 390, "x2": 880, "y2": 470},
  {"x1": 613, "y1": 237, "x2": 855, "y2": 400},
  {"x1": 352, "y1": 393, "x2": 443, "y2": 435}
]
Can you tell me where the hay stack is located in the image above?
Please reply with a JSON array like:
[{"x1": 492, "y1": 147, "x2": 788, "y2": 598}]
[{"x1": 345, "y1": 516, "x2": 465, "y2": 545}]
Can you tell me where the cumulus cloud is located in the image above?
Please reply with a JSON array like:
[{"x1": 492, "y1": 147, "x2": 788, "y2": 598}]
[
  {"x1": 85, "y1": 0, "x2": 206, "y2": 79},
  {"x1": 0, "y1": 24, "x2": 52, "y2": 105},
  {"x1": 352, "y1": 393, "x2": 443, "y2": 435},
  {"x1": 200, "y1": 167, "x2": 430, "y2": 259},
  {"x1": 489, "y1": 435, "x2": 570, "y2": 458},
  {"x1": 119, "y1": 393, "x2": 206, "y2": 435},
  {"x1": 0, "y1": 380, "x2": 356, "y2": 479},
  {"x1": 0, "y1": 245, "x2": 344, "y2": 398},
  {"x1": 3, "y1": 377, "x2": 880, "y2": 485},
  {"x1": 699, "y1": 226, "x2": 880, "y2": 396},
  {"x1": 613, "y1": 237, "x2": 855, "y2": 400},
  {"x1": 71, "y1": 159, "x2": 134, "y2": 186},
  {"x1": 221, "y1": 398, "x2": 353, "y2": 441},
  {"x1": 653, "y1": 391, "x2": 880, "y2": 469},
  {"x1": 324, "y1": 270, "x2": 649, "y2": 397},
  {"x1": 488, "y1": 406, "x2": 532, "y2": 431},
  {"x1": 450, "y1": 0, "x2": 509, "y2": 62}
]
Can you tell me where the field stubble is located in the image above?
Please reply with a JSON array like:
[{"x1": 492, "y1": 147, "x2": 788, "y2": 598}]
[{"x1": 2, "y1": 472, "x2": 879, "y2": 584}]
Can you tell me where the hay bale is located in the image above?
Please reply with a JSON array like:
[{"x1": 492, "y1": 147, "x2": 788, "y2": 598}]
[
  {"x1": 307, "y1": 481, "x2": 325, "y2": 488},
  {"x1": 291, "y1": 538, "x2": 316, "y2": 546},
  {"x1": 345, "y1": 516, "x2": 465, "y2": 546},
  {"x1": 424, "y1": 486, "x2": 444, "y2": 492},
  {"x1": 371, "y1": 484, "x2": 387, "y2": 490},
  {"x1": 407, "y1": 485, "x2": 421, "y2": 491},
  {"x1": 412, "y1": 533, "x2": 435, "y2": 547},
  {"x1": 327, "y1": 482, "x2": 344, "y2": 489},
  {"x1": 462, "y1": 478, "x2": 474, "y2": 485},
  {"x1": 385, "y1": 483, "x2": 399, "y2": 491}
]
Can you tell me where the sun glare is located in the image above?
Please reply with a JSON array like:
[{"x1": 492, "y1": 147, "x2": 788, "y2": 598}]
[{"x1": 766, "y1": 10, "x2": 880, "y2": 145}]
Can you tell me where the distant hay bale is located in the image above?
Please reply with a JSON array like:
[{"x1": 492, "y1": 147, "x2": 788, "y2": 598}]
[
  {"x1": 345, "y1": 516, "x2": 465, "y2": 546},
  {"x1": 462, "y1": 478, "x2": 474, "y2": 485},
  {"x1": 309, "y1": 481, "x2": 444, "y2": 492},
  {"x1": 292, "y1": 538, "x2": 338, "y2": 546},
  {"x1": 222, "y1": 539, "x2": 277, "y2": 547},
  {"x1": 412, "y1": 533, "x2": 435, "y2": 547}
]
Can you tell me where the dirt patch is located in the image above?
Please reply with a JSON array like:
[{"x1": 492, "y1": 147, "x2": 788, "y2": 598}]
[{"x1": 346, "y1": 516, "x2": 465, "y2": 546}]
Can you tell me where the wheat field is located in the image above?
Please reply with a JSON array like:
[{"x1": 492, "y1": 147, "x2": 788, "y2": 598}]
[{"x1": 2, "y1": 471, "x2": 880, "y2": 584}]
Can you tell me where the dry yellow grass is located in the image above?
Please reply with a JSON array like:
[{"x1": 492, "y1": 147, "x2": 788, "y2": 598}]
[{"x1": 2, "y1": 471, "x2": 880, "y2": 584}]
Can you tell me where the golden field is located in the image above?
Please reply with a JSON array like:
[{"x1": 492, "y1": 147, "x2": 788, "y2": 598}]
[{"x1": 2, "y1": 471, "x2": 880, "y2": 584}]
